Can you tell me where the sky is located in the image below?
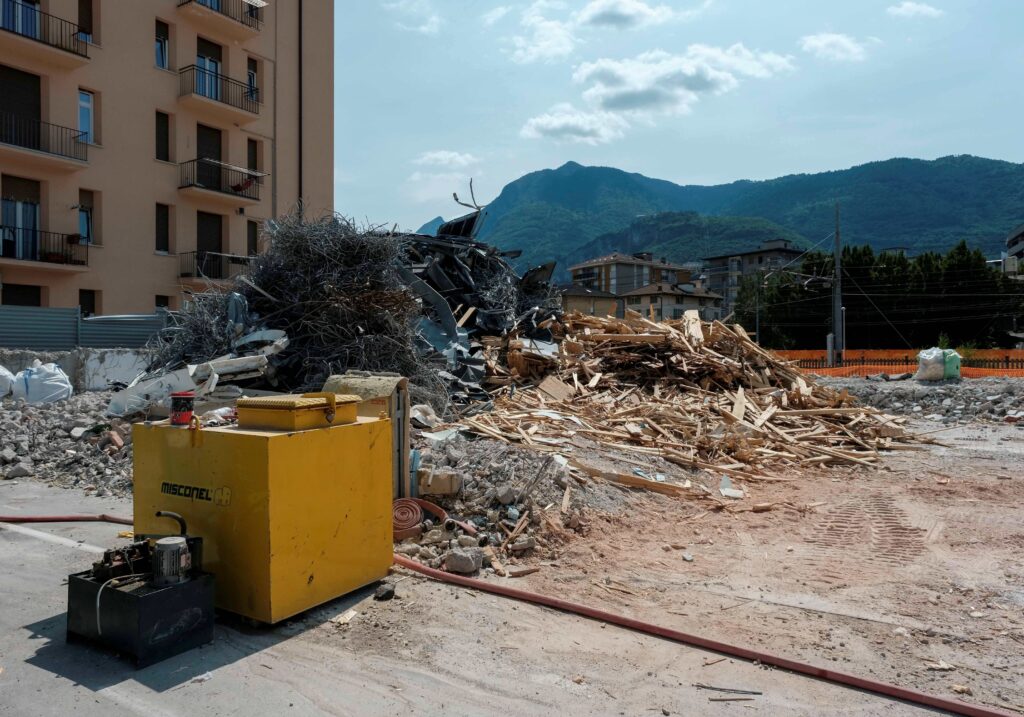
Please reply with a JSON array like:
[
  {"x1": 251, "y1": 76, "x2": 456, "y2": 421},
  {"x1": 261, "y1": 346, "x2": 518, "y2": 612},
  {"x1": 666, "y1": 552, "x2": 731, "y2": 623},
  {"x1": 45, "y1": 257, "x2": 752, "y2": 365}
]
[{"x1": 334, "y1": 0, "x2": 1024, "y2": 230}]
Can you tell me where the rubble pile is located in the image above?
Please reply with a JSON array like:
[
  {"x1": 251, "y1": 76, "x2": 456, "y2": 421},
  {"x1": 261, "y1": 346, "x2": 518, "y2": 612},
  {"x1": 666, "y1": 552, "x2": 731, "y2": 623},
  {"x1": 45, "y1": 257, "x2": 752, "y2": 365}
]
[
  {"x1": 396, "y1": 434, "x2": 624, "y2": 574},
  {"x1": 124, "y1": 211, "x2": 558, "y2": 415},
  {"x1": 462, "y1": 311, "x2": 921, "y2": 478},
  {"x1": 1, "y1": 392, "x2": 133, "y2": 495},
  {"x1": 818, "y1": 376, "x2": 1024, "y2": 424}
]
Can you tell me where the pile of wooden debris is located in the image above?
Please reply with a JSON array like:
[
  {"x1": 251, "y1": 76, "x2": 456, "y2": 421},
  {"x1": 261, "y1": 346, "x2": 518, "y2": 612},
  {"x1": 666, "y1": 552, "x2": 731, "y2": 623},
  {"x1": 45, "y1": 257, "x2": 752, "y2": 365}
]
[{"x1": 463, "y1": 311, "x2": 919, "y2": 479}]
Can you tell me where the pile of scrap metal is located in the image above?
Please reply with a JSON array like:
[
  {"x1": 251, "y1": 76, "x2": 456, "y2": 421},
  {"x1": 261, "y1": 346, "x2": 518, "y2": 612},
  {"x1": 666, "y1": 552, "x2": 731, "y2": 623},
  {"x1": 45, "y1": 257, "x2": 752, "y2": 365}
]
[{"x1": 106, "y1": 210, "x2": 559, "y2": 417}]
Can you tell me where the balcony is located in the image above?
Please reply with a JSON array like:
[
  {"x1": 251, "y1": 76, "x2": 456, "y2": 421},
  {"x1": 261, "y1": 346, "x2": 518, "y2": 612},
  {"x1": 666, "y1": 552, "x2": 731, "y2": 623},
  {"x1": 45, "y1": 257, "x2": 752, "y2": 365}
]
[
  {"x1": 178, "y1": 65, "x2": 260, "y2": 123},
  {"x1": 0, "y1": 112, "x2": 88, "y2": 170},
  {"x1": 179, "y1": 250, "x2": 251, "y2": 281},
  {"x1": 0, "y1": 226, "x2": 89, "y2": 271},
  {"x1": 178, "y1": 158, "x2": 263, "y2": 206},
  {"x1": 176, "y1": 0, "x2": 263, "y2": 41},
  {"x1": 0, "y1": 0, "x2": 89, "y2": 68}
]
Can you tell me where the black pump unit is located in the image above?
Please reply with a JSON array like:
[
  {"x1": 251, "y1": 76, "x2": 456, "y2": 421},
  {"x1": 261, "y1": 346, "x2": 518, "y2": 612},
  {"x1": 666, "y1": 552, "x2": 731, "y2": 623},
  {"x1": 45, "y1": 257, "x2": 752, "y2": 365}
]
[{"x1": 66, "y1": 511, "x2": 214, "y2": 668}]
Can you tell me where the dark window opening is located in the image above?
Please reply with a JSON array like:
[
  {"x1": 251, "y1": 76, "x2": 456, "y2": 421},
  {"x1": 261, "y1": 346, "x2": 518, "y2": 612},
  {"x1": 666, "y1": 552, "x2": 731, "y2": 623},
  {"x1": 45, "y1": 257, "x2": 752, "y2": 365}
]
[
  {"x1": 156, "y1": 203, "x2": 169, "y2": 253},
  {"x1": 155, "y1": 111, "x2": 170, "y2": 161},
  {"x1": 2, "y1": 283, "x2": 42, "y2": 306},
  {"x1": 78, "y1": 0, "x2": 93, "y2": 41},
  {"x1": 156, "y1": 294, "x2": 171, "y2": 309},
  {"x1": 247, "y1": 220, "x2": 258, "y2": 255},
  {"x1": 79, "y1": 289, "x2": 96, "y2": 317},
  {"x1": 78, "y1": 189, "x2": 94, "y2": 244}
]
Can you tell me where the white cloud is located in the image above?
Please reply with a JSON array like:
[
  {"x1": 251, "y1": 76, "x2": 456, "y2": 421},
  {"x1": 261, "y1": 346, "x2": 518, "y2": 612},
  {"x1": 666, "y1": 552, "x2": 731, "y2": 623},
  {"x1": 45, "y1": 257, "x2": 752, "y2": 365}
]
[
  {"x1": 799, "y1": 33, "x2": 867, "y2": 62},
  {"x1": 576, "y1": 0, "x2": 674, "y2": 29},
  {"x1": 520, "y1": 103, "x2": 629, "y2": 144},
  {"x1": 573, "y1": 45, "x2": 793, "y2": 115},
  {"x1": 511, "y1": 1, "x2": 578, "y2": 64},
  {"x1": 383, "y1": 0, "x2": 442, "y2": 35},
  {"x1": 413, "y1": 150, "x2": 480, "y2": 169},
  {"x1": 886, "y1": 1, "x2": 944, "y2": 18},
  {"x1": 482, "y1": 6, "x2": 512, "y2": 26}
]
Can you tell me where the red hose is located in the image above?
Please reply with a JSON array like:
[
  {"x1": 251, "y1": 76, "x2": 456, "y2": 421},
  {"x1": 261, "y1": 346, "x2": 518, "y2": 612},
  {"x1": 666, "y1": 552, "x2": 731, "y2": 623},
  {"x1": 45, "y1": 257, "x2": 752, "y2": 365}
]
[
  {"x1": 393, "y1": 554, "x2": 1011, "y2": 717},
  {"x1": 0, "y1": 514, "x2": 133, "y2": 526}
]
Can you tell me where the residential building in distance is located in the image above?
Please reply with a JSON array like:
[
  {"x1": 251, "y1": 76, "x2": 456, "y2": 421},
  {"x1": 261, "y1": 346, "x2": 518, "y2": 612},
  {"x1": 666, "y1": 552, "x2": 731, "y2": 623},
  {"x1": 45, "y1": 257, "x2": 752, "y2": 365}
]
[
  {"x1": 1007, "y1": 224, "x2": 1024, "y2": 270},
  {"x1": 703, "y1": 239, "x2": 804, "y2": 316},
  {"x1": 0, "y1": 0, "x2": 333, "y2": 313},
  {"x1": 620, "y1": 282, "x2": 723, "y2": 321},
  {"x1": 569, "y1": 252, "x2": 691, "y2": 295},
  {"x1": 560, "y1": 284, "x2": 621, "y2": 318}
]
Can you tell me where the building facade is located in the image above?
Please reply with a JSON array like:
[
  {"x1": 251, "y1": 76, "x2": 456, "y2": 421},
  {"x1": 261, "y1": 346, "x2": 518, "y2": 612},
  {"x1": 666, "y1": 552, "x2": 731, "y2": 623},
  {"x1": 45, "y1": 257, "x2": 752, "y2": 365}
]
[
  {"x1": 560, "y1": 284, "x2": 621, "y2": 318},
  {"x1": 0, "y1": 0, "x2": 332, "y2": 313},
  {"x1": 620, "y1": 282, "x2": 723, "y2": 321},
  {"x1": 702, "y1": 239, "x2": 803, "y2": 316},
  {"x1": 568, "y1": 252, "x2": 691, "y2": 295}
]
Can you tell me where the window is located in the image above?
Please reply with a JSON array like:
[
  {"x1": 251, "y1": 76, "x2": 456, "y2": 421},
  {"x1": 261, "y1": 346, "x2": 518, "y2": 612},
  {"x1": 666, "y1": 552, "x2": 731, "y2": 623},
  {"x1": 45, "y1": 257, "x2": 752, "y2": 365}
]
[
  {"x1": 155, "y1": 20, "x2": 169, "y2": 69},
  {"x1": 2, "y1": 0, "x2": 41, "y2": 39},
  {"x1": 626, "y1": 296, "x2": 641, "y2": 306},
  {"x1": 1, "y1": 175, "x2": 41, "y2": 262},
  {"x1": 196, "y1": 38, "x2": 222, "y2": 101},
  {"x1": 1, "y1": 283, "x2": 42, "y2": 306},
  {"x1": 247, "y1": 220, "x2": 258, "y2": 255},
  {"x1": 78, "y1": 190, "x2": 94, "y2": 244},
  {"x1": 78, "y1": 90, "x2": 94, "y2": 143},
  {"x1": 78, "y1": 0, "x2": 93, "y2": 42},
  {"x1": 155, "y1": 203, "x2": 170, "y2": 253},
  {"x1": 155, "y1": 295, "x2": 171, "y2": 309},
  {"x1": 79, "y1": 289, "x2": 97, "y2": 317},
  {"x1": 246, "y1": 58, "x2": 259, "y2": 101},
  {"x1": 155, "y1": 111, "x2": 169, "y2": 161}
]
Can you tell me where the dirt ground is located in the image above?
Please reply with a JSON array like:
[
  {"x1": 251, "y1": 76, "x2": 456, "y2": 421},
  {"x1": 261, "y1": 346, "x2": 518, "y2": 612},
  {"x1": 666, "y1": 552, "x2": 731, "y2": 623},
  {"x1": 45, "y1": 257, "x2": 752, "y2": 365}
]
[
  {"x1": 3, "y1": 405, "x2": 1023, "y2": 715},
  {"x1": 360, "y1": 418, "x2": 1024, "y2": 715}
]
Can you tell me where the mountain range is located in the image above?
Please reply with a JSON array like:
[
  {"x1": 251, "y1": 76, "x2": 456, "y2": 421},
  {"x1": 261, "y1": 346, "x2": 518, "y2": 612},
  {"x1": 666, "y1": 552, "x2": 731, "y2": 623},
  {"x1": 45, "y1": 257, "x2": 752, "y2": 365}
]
[{"x1": 419, "y1": 155, "x2": 1024, "y2": 275}]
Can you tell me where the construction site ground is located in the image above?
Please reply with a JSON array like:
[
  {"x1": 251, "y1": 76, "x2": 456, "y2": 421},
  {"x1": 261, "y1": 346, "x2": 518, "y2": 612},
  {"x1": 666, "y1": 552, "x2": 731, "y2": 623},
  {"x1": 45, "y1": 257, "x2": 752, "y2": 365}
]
[{"x1": 2, "y1": 417, "x2": 1023, "y2": 716}]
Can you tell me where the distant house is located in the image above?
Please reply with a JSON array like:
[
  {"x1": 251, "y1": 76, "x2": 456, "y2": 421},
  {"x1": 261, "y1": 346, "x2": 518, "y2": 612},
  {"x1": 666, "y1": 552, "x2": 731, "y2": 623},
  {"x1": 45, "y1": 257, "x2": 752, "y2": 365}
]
[
  {"x1": 703, "y1": 239, "x2": 804, "y2": 316},
  {"x1": 619, "y1": 282, "x2": 723, "y2": 322},
  {"x1": 560, "y1": 285, "x2": 622, "y2": 318},
  {"x1": 568, "y1": 253, "x2": 692, "y2": 295},
  {"x1": 1007, "y1": 224, "x2": 1024, "y2": 268}
]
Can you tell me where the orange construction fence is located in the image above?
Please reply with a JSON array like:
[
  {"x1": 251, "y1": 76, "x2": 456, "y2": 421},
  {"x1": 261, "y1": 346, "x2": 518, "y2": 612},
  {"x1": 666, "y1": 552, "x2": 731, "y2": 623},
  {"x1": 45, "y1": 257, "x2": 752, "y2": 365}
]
[
  {"x1": 771, "y1": 349, "x2": 1024, "y2": 378},
  {"x1": 799, "y1": 364, "x2": 1024, "y2": 378}
]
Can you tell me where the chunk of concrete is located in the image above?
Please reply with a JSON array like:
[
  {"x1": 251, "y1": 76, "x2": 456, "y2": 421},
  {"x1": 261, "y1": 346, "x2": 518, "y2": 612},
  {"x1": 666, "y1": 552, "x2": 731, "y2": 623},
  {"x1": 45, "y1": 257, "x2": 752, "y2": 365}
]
[{"x1": 444, "y1": 547, "x2": 483, "y2": 574}]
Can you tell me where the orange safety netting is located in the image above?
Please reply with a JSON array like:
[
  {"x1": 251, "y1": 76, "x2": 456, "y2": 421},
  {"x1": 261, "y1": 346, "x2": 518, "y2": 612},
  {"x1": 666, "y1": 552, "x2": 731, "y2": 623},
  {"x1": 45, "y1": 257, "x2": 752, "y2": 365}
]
[{"x1": 803, "y1": 364, "x2": 1024, "y2": 378}]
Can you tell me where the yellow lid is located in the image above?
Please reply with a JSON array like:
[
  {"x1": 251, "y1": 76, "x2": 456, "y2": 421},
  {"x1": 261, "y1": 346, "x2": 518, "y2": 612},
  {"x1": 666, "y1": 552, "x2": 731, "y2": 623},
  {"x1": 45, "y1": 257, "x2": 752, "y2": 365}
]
[{"x1": 237, "y1": 393, "x2": 361, "y2": 411}]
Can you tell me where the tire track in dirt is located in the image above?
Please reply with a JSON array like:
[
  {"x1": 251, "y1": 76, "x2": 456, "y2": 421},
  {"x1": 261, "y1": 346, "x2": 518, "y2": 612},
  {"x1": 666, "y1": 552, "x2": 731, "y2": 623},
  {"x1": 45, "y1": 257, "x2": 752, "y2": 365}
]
[{"x1": 801, "y1": 494, "x2": 926, "y2": 585}]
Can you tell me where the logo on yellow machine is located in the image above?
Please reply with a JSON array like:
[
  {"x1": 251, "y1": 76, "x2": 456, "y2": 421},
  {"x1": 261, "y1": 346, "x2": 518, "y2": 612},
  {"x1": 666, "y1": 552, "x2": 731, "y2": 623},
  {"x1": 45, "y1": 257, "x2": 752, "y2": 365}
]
[{"x1": 160, "y1": 482, "x2": 231, "y2": 507}]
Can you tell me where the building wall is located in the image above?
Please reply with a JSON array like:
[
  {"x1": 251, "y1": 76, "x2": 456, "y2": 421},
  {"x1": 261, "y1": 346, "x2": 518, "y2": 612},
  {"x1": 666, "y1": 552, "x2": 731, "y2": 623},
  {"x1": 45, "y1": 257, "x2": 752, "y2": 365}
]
[
  {"x1": 0, "y1": 0, "x2": 333, "y2": 314},
  {"x1": 563, "y1": 294, "x2": 620, "y2": 317},
  {"x1": 624, "y1": 293, "x2": 722, "y2": 321}
]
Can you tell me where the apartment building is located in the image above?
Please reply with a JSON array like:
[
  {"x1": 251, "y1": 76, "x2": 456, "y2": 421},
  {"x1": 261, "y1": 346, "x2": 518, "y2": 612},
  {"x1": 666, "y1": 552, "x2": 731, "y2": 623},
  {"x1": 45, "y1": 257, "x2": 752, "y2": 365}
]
[
  {"x1": 568, "y1": 252, "x2": 691, "y2": 295},
  {"x1": 0, "y1": 0, "x2": 332, "y2": 313},
  {"x1": 620, "y1": 282, "x2": 723, "y2": 321},
  {"x1": 703, "y1": 239, "x2": 804, "y2": 316}
]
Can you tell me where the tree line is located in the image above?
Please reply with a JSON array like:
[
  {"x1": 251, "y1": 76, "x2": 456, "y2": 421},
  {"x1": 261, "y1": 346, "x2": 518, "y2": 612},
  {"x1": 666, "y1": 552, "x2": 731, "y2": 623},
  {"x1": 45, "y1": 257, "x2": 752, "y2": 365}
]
[{"x1": 734, "y1": 241, "x2": 1024, "y2": 350}]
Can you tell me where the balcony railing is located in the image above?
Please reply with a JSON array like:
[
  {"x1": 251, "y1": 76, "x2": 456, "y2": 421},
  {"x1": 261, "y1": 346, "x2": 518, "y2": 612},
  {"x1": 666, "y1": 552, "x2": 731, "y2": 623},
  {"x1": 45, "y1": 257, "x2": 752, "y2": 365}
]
[
  {"x1": 179, "y1": 250, "x2": 251, "y2": 280},
  {"x1": 179, "y1": 158, "x2": 262, "y2": 201},
  {"x1": 179, "y1": 65, "x2": 261, "y2": 115},
  {"x1": 177, "y1": 0, "x2": 264, "y2": 31},
  {"x1": 0, "y1": 226, "x2": 89, "y2": 266},
  {"x1": 0, "y1": 112, "x2": 88, "y2": 161},
  {"x1": 0, "y1": 0, "x2": 89, "y2": 57}
]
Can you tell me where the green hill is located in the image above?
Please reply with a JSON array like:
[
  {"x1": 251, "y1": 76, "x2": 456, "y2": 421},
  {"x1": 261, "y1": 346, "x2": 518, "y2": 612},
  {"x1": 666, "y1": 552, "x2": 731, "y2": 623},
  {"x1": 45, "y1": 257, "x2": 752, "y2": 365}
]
[{"x1": 465, "y1": 156, "x2": 1024, "y2": 271}]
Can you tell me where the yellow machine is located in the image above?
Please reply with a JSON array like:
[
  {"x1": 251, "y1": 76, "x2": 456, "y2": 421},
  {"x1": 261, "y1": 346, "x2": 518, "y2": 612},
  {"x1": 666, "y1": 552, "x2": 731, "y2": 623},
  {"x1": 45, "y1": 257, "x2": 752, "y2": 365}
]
[{"x1": 133, "y1": 395, "x2": 393, "y2": 624}]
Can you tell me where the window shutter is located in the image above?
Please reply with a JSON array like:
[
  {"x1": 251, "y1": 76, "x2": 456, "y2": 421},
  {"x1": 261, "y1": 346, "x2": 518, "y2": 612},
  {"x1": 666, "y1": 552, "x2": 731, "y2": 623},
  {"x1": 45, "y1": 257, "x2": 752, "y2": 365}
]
[
  {"x1": 156, "y1": 204, "x2": 170, "y2": 253},
  {"x1": 155, "y1": 112, "x2": 169, "y2": 161},
  {"x1": 156, "y1": 20, "x2": 169, "y2": 40},
  {"x1": 78, "y1": 0, "x2": 93, "y2": 35}
]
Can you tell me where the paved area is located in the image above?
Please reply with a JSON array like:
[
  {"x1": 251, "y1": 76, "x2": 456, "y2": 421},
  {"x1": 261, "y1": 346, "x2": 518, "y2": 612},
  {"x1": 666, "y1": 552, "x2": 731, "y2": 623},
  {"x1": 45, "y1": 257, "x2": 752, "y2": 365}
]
[{"x1": 0, "y1": 481, "x2": 943, "y2": 716}]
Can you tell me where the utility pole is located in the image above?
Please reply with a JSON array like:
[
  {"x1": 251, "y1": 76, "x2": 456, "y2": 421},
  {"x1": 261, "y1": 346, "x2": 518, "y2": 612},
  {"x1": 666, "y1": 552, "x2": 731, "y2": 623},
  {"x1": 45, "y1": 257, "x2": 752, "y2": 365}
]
[
  {"x1": 755, "y1": 271, "x2": 762, "y2": 345},
  {"x1": 833, "y1": 202, "x2": 844, "y2": 364}
]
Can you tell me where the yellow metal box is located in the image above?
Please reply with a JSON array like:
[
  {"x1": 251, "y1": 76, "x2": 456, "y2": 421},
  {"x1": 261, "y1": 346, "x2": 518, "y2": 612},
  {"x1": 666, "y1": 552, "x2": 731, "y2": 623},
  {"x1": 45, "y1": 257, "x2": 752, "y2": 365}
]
[
  {"x1": 133, "y1": 416, "x2": 393, "y2": 624},
  {"x1": 235, "y1": 393, "x2": 361, "y2": 432}
]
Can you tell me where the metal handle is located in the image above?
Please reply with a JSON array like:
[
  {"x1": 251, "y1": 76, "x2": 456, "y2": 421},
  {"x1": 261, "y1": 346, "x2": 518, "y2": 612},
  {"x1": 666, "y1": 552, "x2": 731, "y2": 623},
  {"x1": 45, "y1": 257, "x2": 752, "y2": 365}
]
[
  {"x1": 155, "y1": 511, "x2": 187, "y2": 536},
  {"x1": 302, "y1": 392, "x2": 337, "y2": 422}
]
